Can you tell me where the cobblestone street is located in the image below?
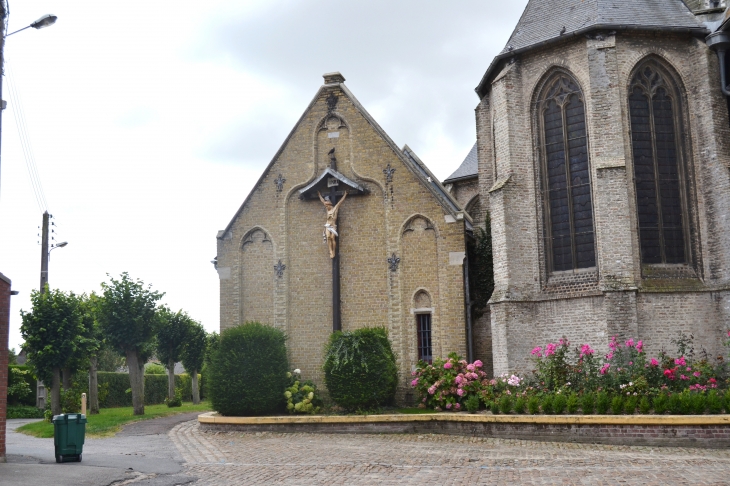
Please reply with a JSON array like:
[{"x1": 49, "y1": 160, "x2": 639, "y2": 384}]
[{"x1": 169, "y1": 421, "x2": 730, "y2": 485}]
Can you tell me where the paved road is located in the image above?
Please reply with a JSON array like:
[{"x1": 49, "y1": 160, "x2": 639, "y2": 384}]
[
  {"x1": 171, "y1": 422, "x2": 730, "y2": 485},
  {"x1": 5, "y1": 415, "x2": 730, "y2": 485},
  {"x1": 1, "y1": 413, "x2": 202, "y2": 486}
]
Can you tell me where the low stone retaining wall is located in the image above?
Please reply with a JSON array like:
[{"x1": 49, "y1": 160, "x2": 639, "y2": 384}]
[{"x1": 198, "y1": 412, "x2": 730, "y2": 448}]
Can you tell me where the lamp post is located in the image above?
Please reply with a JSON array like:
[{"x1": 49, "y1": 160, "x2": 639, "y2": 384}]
[{"x1": 39, "y1": 210, "x2": 67, "y2": 292}]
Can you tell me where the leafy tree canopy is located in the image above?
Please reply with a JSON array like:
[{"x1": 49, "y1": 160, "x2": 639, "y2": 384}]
[
  {"x1": 156, "y1": 307, "x2": 193, "y2": 370},
  {"x1": 180, "y1": 321, "x2": 207, "y2": 374}
]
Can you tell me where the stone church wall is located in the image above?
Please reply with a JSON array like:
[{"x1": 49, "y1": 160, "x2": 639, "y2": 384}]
[{"x1": 217, "y1": 77, "x2": 469, "y2": 398}]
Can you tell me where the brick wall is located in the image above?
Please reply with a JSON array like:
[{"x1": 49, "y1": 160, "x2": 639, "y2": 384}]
[
  {"x1": 217, "y1": 76, "x2": 468, "y2": 397},
  {"x1": 0, "y1": 273, "x2": 11, "y2": 463},
  {"x1": 478, "y1": 31, "x2": 730, "y2": 374}
]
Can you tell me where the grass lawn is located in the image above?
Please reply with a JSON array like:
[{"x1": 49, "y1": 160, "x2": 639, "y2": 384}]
[{"x1": 16, "y1": 401, "x2": 211, "y2": 439}]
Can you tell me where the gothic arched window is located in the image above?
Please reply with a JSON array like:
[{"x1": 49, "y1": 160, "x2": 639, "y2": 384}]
[
  {"x1": 629, "y1": 60, "x2": 688, "y2": 265},
  {"x1": 538, "y1": 72, "x2": 596, "y2": 272}
]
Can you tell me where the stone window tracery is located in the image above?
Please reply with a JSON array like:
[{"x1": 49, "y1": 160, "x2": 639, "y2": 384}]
[
  {"x1": 537, "y1": 72, "x2": 596, "y2": 272},
  {"x1": 628, "y1": 60, "x2": 689, "y2": 265}
]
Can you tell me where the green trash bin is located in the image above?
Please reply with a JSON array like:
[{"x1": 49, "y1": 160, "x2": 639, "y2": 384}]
[{"x1": 52, "y1": 413, "x2": 87, "y2": 463}]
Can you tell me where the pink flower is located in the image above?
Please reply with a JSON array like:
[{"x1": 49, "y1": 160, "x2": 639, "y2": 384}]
[
  {"x1": 445, "y1": 403, "x2": 452, "y2": 409},
  {"x1": 680, "y1": 374, "x2": 689, "y2": 381},
  {"x1": 625, "y1": 338, "x2": 635, "y2": 348},
  {"x1": 609, "y1": 336, "x2": 618, "y2": 351},
  {"x1": 545, "y1": 343, "x2": 557, "y2": 356},
  {"x1": 454, "y1": 403, "x2": 461, "y2": 410},
  {"x1": 650, "y1": 358, "x2": 659, "y2": 366},
  {"x1": 600, "y1": 363, "x2": 611, "y2": 375},
  {"x1": 411, "y1": 371, "x2": 417, "y2": 376},
  {"x1": 579, "y1": 344, "x2": 594, "y2": 357},
  {"x1": 474, "y1": 360, "x2": 483, "y2": 368},
  {"x1": 411, "y1": 379, "x2": 419, "y2": 387},
  {"x1": 686, "y1": 367, "x2": 691, "y2": 372},
  {"x1": 709, "y1": 378, "x2": 717, "y2": 384},
  {"x1": 455, "y1": 375, "x2": 464, "y2": 385},
  {"x1": 444, "y1": 362, "x2": 453, "y2": 370},
  {"x1": 636, "y1": 340, "x2": 643, "y2": 353},
  {"x1": 428, "y1": 386, "x2": 436, "y2": 395},
  {"x1": 531, "y1": 347, "x2": 543, "y2": 357},
  {"x1": 466, "y1": 364, "x2": 475, "y2": 372},
  {"x1": 457, "y1": 389, "x2": 465, "y2": 397},
  {"x1": 727, "y1": 330, "x2": 730, "y2": 337},
  {"x1": 693, "y1": 371, "x2": 701, "y2": 377},
  {"x1": 606, "y1": 351, "x2": 614, "y2": 361},
  {"x1": 675, "y1": 356, "x2": 687, "y2": 366},
  {"x1": 664, "y1": 369, "x2": 673, "y2": 377},
  {"x1": 629, "y1": 362, "x2": 633, "y2": 365}
]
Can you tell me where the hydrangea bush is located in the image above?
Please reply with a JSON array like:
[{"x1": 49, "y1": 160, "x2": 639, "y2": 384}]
[{"x1": 284, "y1": 369, "x2": 322, "y2": 414}]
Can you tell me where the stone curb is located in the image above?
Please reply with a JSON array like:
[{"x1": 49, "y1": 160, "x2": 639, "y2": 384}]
[{"x1": 197, "y1": 411, "x2": 730, "y2": 426}]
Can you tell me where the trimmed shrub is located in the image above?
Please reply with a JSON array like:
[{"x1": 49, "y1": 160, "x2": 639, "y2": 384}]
[
  {"x1": 89, "y1": 372, "x2": 200, "y2": 408},
  {"x1": 541, "y1": 395, "x2": 554, "y2": 414},
  {"x1": 144, "y1": 363, "x2": 167, "y2": 374},
  {"x1": 498, "y1": 394, "x2": 512, "y2": 414},
  {"x1": 209, "y1": 322, "x2": 289, "y2": 416},
  {"x1": 553, "y1": 394, "x2": 567, "y2": 414},
  {"x1": 6, "y1": 406, "x2": 44, "y2": 419},
  {"x1": 707, "y1": 390, "x2": 723, "y2": 414},
  {"x1": 527, "y1": 396, "x2": 540, "y2": 415},
  {"x1": 514, "y1": 397, "x2": 527, "y2": 414},
  {"x1": 580, "y1": 393, "x2": 595, "y2": 414},
  {"x1": 489, "y1": 400, "x2": 500, "y2": 414},
  {"x1": 610, "y1": 396, "x2": 623, "y2": 415},
  {"x1": 465, "y1": 394, "x2": 480, "y2": 413},
  {"x1": 639, "y1": 396, "x2": 651, "y2": 414},
  {"x1": 653, "y1": 393, "x2": 669, "y2": 414},
  {"x1": 668, "y1": 393, "x2": 683, "y2": 414},
  {"x1": 323, "y1": 327, "x2": 397, "y2": 412},
  {"x1": 624, "y1": 396, "x2": 638, "y2": 414},
  {"x1": 596, "y1": 392, "x2": 610, "y2": 414},
  {"x1": 690, "y1": 392, "x2": 706, "y2": 415},
  {"x1": 566, "y1": 393, "x2": 579, "y2": 414},
  {"x1": 8, "y1": 365, "x2": 36, "y2": 406}
]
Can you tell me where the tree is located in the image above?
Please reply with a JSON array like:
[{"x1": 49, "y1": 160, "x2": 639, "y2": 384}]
[
  {"x1": 156, "y1": 308, "x2": 192, "y2": 401},
  {"x1": 20, "y1": 287, "x2": 86, "y2": 415},
  {"x1": 98, "y1": 273, "x2": 164, "y2": 415},
  {"x1": 180, "y1": 322, "x2": 206, "y2": 404},
  {"x1": 79, "y1": 293, "x2": 105, "y2": 414},
  {"x1": 8, "y1": 347, "x2": 17, "y2": 365}
]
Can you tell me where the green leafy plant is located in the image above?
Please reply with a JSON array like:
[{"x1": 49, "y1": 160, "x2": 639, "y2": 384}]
[
  {"x1": 639, "y1": 396, "x2": 651, "y2": 414},
  {"x1": 165, "y1": 389, "x2": 183, "y2": 408},
  {"x1": 610, "y1": 396, "x2": 623, "y2": 415},
  {"x1": 653, "y1": 393, "x2": 669, "y2": 414},
  {"x1": 498, "y1": 394, "x2": 512, "y2": 414},
  {"x1": 668, "y1": 393, "x2": 683, "y2": 414},
  {"x1": 489, "y1": 400, "x2": 499, "y2": 414},
  {"x1": 209, "y1": 322, "x2": 289, "y2": 416},
  {"x1": 553, "y1": 393, "x2": 567, "y2": 414},
  {"x1": 144, "y1": 363, "x2": 166, "y2": 374},
  {"x1": 323, "y1": 327, "x2": 397, "y2": 412},
  {"x1": 514, "y1": 397, "x2": 526, "y2": 414},
  {"x1": 285, "y1": 370, "x2": 322, "y2": 414},
  {"x1": 596, "y1": 392, "x2": 610, "y2": 414},
  {"x1": 465, "y1": 394, "x2": 480, "y2": 413},
  {"x1": 623, "y1": 396, "x2": 638, "y2": 414},
  {"x1": 707, "y1": 390, "x2": 723, "y2": 414},
  {"x1": 690, "y1": 392, "x2": 706, "y2": 415},
  {"x1": 541, "y1": 395, "x2": 554, "y2": 414},
  {"x1": 580, "y1": 393, "x2": 595, "y2": 414},
  {"x1": 566, "y1": 393, "x2": 579, "y2": 414},
  {"x1": 527, "y1": 396, "x2": 540, "y2": 415},
  {"x1": 7, "y1": 367, "x2": 33, "y2": 405}
]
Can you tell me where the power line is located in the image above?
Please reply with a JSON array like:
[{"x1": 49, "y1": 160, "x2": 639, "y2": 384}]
[{"x1": 5, "y1": 60, "x2": 49, "y2": 213}]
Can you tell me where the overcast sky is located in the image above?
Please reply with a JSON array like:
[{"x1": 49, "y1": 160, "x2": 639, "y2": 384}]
[{"x1": 0, "y1": 0, "x2": 526, "y2": 352}]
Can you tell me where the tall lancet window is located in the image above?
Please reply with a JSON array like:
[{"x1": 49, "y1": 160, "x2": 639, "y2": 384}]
[
  {"x1": 629, "y1": 60, "x2": 688, "y2": 265},
  {"x1": 538, "y1": 72, "x2": 595, "y2": 272}
]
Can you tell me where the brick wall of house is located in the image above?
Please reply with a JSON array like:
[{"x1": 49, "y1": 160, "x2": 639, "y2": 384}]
[
  {"x1": 479, "y1": 32, "x2": 730, "y2": 374},
  {"x1": 217, "y1": 75, "x2": 469, "y2": 397},
  {"x1": 0, "y1": 273, "x2": 11, "y2": 463}
]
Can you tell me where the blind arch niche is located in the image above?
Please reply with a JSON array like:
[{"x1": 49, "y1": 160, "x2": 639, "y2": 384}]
[{"x1": 536, "y1": 71, "x2": 596, "y2": 272}]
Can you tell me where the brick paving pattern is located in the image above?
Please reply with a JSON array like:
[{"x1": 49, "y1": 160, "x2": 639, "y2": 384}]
[{"x1": 169, "y1": 420, "x2": 730, "y2": 485}]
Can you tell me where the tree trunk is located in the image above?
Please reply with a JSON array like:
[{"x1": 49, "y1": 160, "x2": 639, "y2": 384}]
[
  {"x1": 168, "y1": 357, "x2": 175, "y2": 400},
  {"x1": 191, "y1": 369, "x2": 200, "y2": 405},
  {"x1": 51, "y1": 367, "x2": 62, "y2": 415},
  {"x1": 89, "y1": 356, "x2": 99, "y2": 414},
  {"x1": 126, "y1": 349, "x2": 145, "y2": 415},
  {"x1": 62, "y1": 367, "x2": 72, "y2": 390}
]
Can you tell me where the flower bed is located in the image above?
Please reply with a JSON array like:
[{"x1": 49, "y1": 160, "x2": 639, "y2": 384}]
[{"x1": 411, "y1": 333, "x2": 730, "y2": 415}]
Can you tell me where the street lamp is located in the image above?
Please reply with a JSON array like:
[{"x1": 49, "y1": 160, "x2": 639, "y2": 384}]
[
  {"x1": 39, "y1": 210, "x2": 67, "y2": 292},
  {"x1": 7, "y1": 14, "x2": 58, "y2": 36}
]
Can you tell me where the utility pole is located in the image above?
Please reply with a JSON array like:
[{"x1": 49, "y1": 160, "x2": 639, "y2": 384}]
[{"x1": 39, "y1": 210, "x2": 48, "y2": 292}]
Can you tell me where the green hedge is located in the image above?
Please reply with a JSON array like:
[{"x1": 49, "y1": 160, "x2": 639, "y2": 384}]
[
  {"x1": 8, "y1": 365, "x2": 37, "y2": 407},
  {"x1": 323, "y1": 327, "x2": 398, "y2": 411},
  {"x1": 209, "y1": 322, "x2": 289, "y2": 416},
  {"x1": 94, "y1": 372, "x2": 201, "y2": 408},
  {"x1": 6, "y1": 405, "x2": 44, "y2": 419}
]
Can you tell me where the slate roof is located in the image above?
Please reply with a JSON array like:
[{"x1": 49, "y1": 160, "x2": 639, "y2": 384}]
[
  {"x1": 444, "y1": 142, "x2": 478, "y2": 183},
  {"x1": 476, "y1": 0, "x2": 707, "y2": 97}
]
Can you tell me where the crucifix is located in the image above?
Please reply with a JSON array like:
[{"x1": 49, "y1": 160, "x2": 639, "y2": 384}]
[{"x1": 298, "y1": 147, "x2": 368, "y2": 333}]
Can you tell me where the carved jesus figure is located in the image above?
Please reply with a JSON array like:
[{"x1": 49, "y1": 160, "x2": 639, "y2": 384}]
[{"x1": 318, "y1": 190, "x2": 348, "y2": 259}]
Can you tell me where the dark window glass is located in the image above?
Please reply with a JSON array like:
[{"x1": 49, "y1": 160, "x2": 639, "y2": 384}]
[
  {"x1": 417, "y1": 314, "x2": 432, "y2": 363},
  {"x1": 540, "y1": 74, "x2": 595, "y2": 271},
  {"x1": 629, "y1": 62, "x2": 686, "y2": 264}
]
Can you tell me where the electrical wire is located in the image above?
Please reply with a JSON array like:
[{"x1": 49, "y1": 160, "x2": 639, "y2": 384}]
[{"x1": 5, "y1": 60, "x2": 49, "y2": 212}]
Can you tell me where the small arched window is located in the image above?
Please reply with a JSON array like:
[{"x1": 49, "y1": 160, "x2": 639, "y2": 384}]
[
  {"x1": 538, "y1": 72, "x2": 596, "y2": 271},
  {"x1": 628, "y1": 60, "x2": 688, "y2": 264}
]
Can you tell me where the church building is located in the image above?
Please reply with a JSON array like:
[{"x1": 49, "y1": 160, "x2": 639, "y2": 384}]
[
  {"x1": 218, "y1": 0, "x2": 730, "y2": 392},
  {"x1": 215, "y1": 73, "x2": 473, "y2": 396}
]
